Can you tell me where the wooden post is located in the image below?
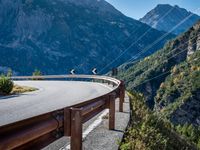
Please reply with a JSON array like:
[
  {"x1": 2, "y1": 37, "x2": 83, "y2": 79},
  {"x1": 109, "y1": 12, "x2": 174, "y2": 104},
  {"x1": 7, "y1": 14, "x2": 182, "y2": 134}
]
[
  {"x1": 109, "y1": 93, "x2": 115, "y2": 130},
  {"x1": 70, "y1": 108, "x2": 82, "y2": 150},
  {"x1": 64, "y1": 108, "x2": 71, "y2": 136},
  {"x1": 112, "y1": 82, "x2": 115, "y2": 87},
  {"x1": 119, "y1": 81, "x2": 125, "y2": 112}
]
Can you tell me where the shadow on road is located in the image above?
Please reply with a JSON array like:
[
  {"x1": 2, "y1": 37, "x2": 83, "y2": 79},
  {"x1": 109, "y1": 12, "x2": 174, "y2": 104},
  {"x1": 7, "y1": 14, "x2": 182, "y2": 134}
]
[{"x1": 0, "y1": 94, "x2": 23, "y2": 100}]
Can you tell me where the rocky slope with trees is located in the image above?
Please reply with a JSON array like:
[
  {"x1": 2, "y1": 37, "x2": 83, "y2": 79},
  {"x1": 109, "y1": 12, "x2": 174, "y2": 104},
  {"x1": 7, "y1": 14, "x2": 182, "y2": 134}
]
[{"x1": 118, "y1": 21, "x2": 200, "y2": 149}]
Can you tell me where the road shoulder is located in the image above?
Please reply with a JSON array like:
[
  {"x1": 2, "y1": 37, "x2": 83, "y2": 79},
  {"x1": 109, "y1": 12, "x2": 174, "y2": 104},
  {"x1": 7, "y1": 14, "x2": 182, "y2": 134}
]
[
  {"x1": 83, "y1": 94, "x2": 130, "y2": 150},
  {"x1": 44, "y1": 94, "x2": 130, "y2": 150}
]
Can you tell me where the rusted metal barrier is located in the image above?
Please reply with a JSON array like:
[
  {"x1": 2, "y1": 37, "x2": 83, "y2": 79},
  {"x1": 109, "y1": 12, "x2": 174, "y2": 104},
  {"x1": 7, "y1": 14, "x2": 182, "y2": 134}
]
[{"x1": 0, "y1": 75, "x2": 125, "y2": 150}]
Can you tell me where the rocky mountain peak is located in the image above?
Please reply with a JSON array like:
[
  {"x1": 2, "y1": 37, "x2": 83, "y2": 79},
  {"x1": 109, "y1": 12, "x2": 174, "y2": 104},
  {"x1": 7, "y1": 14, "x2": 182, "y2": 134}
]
[
  {"x1": 156, "y1": 4, "x2": 172, "y2": 9},
  {"x1": 64, "y1": 0, "x2": 122, "y2": 15},
  {"x1": 140, "y1": 4, "x2": 200, "y2": 35}
]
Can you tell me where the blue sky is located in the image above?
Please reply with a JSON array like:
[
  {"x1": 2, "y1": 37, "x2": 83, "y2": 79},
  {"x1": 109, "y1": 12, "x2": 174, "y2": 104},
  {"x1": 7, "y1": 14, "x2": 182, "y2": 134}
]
[{"x1": 105, "y1": 0, "x2": 200, "y2": 19}]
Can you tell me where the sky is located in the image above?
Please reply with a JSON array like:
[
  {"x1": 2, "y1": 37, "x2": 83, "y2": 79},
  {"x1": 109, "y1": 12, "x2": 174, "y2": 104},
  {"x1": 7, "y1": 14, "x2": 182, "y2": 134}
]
[{"x1": 105, "y1": 0, "x2": 200, "y2": 19}]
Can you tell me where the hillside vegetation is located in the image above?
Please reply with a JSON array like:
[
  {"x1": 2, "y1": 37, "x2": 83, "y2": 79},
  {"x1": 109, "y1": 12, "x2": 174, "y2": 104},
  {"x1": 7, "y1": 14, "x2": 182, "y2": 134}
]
[
  {"x1": 119, "y1": 21, "x2": 200, "y2": 149},
  {"x1": 120, "y1": 92, "x2": 197, "y2": 150},
  {"x1": 118, "y1": 20, "x2": 200, "y2": 108},
  {"x1": 155, "y1": 50, "x2": 200, "y2": 123}
]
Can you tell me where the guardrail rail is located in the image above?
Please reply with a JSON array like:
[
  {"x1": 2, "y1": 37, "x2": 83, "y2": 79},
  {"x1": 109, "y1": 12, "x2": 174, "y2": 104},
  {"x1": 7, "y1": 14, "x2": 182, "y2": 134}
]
[{"x1": 0, "y1": 75, "x2": 125, "y2": 150}]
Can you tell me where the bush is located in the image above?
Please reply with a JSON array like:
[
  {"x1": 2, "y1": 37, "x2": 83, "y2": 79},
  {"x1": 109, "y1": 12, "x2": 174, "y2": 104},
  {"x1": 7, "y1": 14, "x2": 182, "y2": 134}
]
[
  {"x1": 7, "y1": 68, "x2": 13, "y2": 77},
  {"x1": 0, "y1": 75, "x2": 14, "y2": 95},
  {"x1": 32, "y1": 69, "x2": 43, "y2": 80},
  {"x1": 32, "y1": 69, "x2": 42, "y2": 76}
]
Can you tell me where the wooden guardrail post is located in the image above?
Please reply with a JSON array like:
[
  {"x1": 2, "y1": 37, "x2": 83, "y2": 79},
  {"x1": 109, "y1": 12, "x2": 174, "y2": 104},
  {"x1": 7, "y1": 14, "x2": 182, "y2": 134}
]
[
  {"x1": 64, "y1": 108, "x2": 71, "y2": 136},
  {"x1": 119, "y1": 81, "x2": 125, "y2": 112},
  {"x1": 71, "y1": 108, "x2": 82, "y2": 150},
  {"x1": 109, "y1": 93, "x2": 116, "y2": 130}
]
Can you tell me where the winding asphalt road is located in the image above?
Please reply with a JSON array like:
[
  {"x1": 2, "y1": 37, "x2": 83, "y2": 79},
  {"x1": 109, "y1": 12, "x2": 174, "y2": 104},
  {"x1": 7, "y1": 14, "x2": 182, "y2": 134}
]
[{"x1": 0, "y1": 81, "x2": 113, "y2": 126}]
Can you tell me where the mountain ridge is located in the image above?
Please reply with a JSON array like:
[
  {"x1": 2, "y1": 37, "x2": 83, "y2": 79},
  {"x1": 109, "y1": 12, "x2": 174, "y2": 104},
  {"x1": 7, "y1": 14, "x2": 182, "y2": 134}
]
[
  {"x1": 140, "y1": 4, "x2": 200, "y2": 35},
  {"x1": 0, "y1": 0, "x2": 174, "y2": 75}
]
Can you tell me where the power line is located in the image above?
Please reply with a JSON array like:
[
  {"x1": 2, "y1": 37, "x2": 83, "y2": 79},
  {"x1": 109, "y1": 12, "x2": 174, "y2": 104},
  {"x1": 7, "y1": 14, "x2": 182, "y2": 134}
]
[
  {"x1": 99, "y1": 7, "x2": 200, "y2": 74},
  {"x1": 95, "y1": 7, "x2": 175, "y2": 74},
  {"x1": 138, "y1": 57, "x2": 199, "y2": 139},
  {"x1": 127, "y1": 43, "x2": 198, "y2": 88},
  {"x1": 121, "y1": 33, "x2": 199, "y2": 80},
  {"x1": 127, "y1": 7, "x2": 200, "y2": 63},
  {"x1": 98, "y1": 7, "x2": 176, "y2": 73},
  {"x1": 126, "y1": 9, "x2": 200, "y2": 63},
  {"x1": 74, "y1": 25, "x2": 143, "y2": 73}
]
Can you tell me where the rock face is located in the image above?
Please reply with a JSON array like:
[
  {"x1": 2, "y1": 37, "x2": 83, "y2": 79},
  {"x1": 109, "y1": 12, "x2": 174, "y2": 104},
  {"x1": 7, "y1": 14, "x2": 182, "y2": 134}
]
[
  {"x1": 140, "y1": 4, "x2": 200, "y2": 35},
  {"x1": 170, "y1": 91, "x2": 200, "y2": 126},
  {"x1": 0, "y1": 0, "x2": 174, "y2": 75}
]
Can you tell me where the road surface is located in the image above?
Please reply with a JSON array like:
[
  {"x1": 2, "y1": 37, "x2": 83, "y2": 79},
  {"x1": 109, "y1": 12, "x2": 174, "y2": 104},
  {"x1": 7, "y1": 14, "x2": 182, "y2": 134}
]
[{"x1": 0, "y1": 81, "x2": 113, "y2": 126}]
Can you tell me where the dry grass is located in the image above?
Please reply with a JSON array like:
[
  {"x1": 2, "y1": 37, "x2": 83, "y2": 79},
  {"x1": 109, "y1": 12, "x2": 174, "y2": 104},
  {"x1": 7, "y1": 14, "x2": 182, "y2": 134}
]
[{"x1": 11, "y1": 84, "x2": 38, "y2": 94}]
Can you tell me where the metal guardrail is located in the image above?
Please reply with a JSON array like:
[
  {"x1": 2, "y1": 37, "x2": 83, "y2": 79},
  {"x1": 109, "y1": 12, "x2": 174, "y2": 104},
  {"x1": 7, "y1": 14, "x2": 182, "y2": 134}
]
[{"x1": 0, "y1": 75, "x2": 125, "y2": 150}]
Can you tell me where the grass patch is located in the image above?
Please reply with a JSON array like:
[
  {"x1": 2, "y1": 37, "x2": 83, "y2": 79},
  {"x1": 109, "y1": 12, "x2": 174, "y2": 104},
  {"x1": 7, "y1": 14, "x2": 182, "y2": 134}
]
[{"x1": 11, "y1": 84, "x2": 38, "y2": 94}]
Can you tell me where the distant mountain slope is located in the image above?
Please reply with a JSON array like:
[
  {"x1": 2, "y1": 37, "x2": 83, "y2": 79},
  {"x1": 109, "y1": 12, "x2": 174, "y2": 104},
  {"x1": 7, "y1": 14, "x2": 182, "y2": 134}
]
[
  {"x1": 140, "y1": 4, "x2": 200, "y2": 35},
  {"x1": 0, "y1": 0, "x2": 173, "y2": 75},
  {"x1": 118, "y1": 20, "x2": 200, "y2": 149}
]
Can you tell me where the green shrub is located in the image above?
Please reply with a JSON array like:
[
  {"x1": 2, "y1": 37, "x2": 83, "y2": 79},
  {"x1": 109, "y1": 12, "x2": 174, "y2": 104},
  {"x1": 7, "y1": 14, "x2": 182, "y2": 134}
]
[
  {"x1": 32, "y1": 69, "x2": 42, "y2": 76},
  {"x1": 197, "y1": 139, "x2": 200, "y2": 149},
  {"x1": 32, "y1": 69, "x2": 43, "y2": 80},
  {"x1": 0, "y1": 75, "x2": 14, "y2": 95},
  {"x1": 7, "y1": 68, "x2": 13, "y2": 77},
  {"x1": 176, "y1": 124, "x2": 200, "y2": 147}
]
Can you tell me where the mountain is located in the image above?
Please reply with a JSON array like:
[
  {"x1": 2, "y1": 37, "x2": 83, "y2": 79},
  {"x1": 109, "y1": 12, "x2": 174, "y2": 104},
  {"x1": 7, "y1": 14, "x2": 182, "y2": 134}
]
[
  {"x1": 118, "y1": 21, "x2": 200, "y2": 148},
  {"x1": 118, "y1": 21, "x2": 200, "y2": 107},
  {"x1": 140, "y1": 4, "x2": 200, "y2": 35},
  {"x1": 0, "y1": 0, "x2": 174, "y2": 75}
]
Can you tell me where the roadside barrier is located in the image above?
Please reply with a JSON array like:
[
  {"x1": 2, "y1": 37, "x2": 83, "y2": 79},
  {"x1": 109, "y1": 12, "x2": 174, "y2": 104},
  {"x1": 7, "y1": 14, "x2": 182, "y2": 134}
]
[{"x1": 0, "y1": 75, "x2": 125, "y2": 150}]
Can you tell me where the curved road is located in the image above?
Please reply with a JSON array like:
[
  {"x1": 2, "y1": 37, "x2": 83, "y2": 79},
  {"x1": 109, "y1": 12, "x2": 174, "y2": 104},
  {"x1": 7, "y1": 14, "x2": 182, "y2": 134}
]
[{"x1": 0, "y1": 81, "x2": 113, "y2": 126}]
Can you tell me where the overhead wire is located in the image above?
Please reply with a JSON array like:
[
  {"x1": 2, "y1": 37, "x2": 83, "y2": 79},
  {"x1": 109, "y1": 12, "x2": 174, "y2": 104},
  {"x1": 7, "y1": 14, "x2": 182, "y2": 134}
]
[
  {"x1": 121, "y1": 33, "x2": 199, "y2": 80},
  {"x1": 95, "y1": 6, "x2": 175, "y2": 73},
  {"x1": 126, "y1": 42, "x2": 198, "y2": 88},
  {"x1": 99, "y1": 7, "x2": 200, "y2": 74}
]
